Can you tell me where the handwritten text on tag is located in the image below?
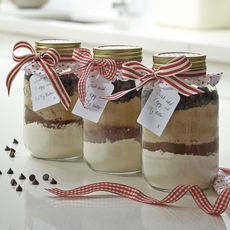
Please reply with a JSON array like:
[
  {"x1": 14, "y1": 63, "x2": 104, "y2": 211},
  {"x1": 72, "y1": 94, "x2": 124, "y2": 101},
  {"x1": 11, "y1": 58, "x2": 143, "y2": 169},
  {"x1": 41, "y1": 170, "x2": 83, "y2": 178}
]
[
  {"x1": 137, "y1": 87, "x2": 180, "y2": 136},
  {"x1": 30, "y1": 74, "x2": 60, "y2": 111},
  {"x1": 72, "y1": 76, "x2": 114, "y2": 123}
]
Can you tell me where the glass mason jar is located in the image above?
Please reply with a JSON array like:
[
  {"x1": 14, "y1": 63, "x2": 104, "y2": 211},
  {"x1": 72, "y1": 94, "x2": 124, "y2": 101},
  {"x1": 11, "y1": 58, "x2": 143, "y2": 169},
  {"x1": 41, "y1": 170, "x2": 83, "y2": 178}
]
[
  {"x1": 83, "y1": 45, "x2": 142, "y2": 174},
  {"x1": 142, "y1": 52, "x2": 219, "y2": 190},
  {"x1": 23, "y1": 39, "x2": 83, "y2": 160}
]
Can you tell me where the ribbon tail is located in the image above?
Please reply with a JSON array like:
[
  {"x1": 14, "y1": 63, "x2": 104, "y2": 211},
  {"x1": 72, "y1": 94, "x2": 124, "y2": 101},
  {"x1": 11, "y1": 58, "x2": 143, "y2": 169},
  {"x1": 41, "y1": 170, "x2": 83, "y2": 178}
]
[
  {"x1": 77, "y1": 62, "x2": 95, "y2": 108},
  {"x1": 6, "y1": 55, "x2": 35, "y2": 95},
  {"x1": 164, "y1": 75, "x2": 203, "y2": 96},
  {"x1": 102, "y1": 77, "x2": 157, "y2": 100},
  {"x1": 77, "y1": 72, "x2": 88, "y2": 107},
  {"x1": 101, "y1": 87, "x2": 136, "y2": 101},
  {"x1": 58, "y1": 66, "x2": 86, "y2": 78},
  {"x1": 38, "y1": 61, "x2": 71, "y2": 110}
]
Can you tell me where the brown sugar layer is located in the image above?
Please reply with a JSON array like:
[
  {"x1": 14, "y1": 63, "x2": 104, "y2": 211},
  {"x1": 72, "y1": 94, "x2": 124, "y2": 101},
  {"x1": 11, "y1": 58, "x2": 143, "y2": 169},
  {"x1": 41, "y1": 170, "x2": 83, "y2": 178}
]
[
  {"x1": 24, "y1": 74, "x2": 81, "y2": 122},
  {"x1": 84, "y1": 125, "x2": 141, "y2": 143},
  {"x1": 142, "y1": 86, "x2": 218, "y2": 111},
  {"x1": 25, "y1": 106, "x2": 82, "y2": 129},
  {"x1": 142, "y1": 102, "x2": 218, "y2": 145},
  {"x1": 143, "y1": 139, "x2": 218, "y2": 156}
]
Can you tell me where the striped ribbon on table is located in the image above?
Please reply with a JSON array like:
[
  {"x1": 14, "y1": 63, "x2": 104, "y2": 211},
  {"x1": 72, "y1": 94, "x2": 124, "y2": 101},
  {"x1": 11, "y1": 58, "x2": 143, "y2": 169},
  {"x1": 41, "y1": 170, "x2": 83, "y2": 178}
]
[{"x1": 46, "y1": 168, "x2": 230, "y2": 215}]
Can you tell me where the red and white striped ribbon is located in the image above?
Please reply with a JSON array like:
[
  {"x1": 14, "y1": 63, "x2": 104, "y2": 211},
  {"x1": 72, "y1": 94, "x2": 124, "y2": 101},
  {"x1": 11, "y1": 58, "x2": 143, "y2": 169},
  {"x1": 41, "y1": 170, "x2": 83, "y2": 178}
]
[
  {"x1": 102, "y1": 56, "x2": 204, "y2": 101},
  {"x1": 6, "y1": 41, "x2": 71, "y2": 110},
  {"x1": 65, "y1": 48, "x2": 117, "y2": 107},
  {"x1": 46, "y1": 167, "x2": 230, "y2": 215}
]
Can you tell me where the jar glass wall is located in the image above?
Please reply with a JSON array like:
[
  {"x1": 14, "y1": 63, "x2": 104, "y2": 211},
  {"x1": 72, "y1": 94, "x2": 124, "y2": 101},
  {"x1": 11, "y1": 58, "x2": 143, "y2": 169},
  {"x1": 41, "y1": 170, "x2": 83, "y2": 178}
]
[
  {"x1": 83, "y1": 45, "x2": 142, "y2": 174},
  {"x1": 23, "y1": 39, "x2": 83, "y2": 160},
  {"x1": 142, "y1": 52, "x2": 219, "y2": 190}
]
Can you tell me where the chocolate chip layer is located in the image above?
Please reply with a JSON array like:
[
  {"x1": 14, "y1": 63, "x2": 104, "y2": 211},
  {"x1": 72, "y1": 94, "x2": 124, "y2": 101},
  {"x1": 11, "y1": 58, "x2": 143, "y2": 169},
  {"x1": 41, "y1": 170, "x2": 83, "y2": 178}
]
[{"x1": 24, "y1": 106, "x2": 82, "y2": 128}]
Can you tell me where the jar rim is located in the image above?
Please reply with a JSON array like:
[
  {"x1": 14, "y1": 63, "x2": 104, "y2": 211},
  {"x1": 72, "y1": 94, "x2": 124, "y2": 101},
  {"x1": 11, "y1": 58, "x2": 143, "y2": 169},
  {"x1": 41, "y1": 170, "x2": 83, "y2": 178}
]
[{"x1": 153, "y1": 52, "x2": 206, "y2": 69}]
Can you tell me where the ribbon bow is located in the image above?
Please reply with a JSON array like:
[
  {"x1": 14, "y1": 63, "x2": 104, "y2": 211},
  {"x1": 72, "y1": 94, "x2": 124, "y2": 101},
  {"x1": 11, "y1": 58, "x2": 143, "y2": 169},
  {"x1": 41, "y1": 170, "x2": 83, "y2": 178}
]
[
  {"x1": 70, "y1": 48, "x2": 117, "y2": 107},
  {"x1": 6, "y1": 41, "x2": 71, "y2": 110},
  {"x1": 102, "y1": 56, "x2": 204, "y2": 100}
]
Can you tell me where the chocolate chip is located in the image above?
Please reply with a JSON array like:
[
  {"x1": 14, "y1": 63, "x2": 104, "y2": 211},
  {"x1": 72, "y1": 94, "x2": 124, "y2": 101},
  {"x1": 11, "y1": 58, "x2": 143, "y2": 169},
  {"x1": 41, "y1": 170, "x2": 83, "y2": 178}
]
[
  {"x1": 42, "y1": 174, "x2": 49, "y2": 181},
  {"x1": 10, "y1": 179, "x2": 17, "y2": 186},
  {"x1": 5, "y1": 146, "x2": 11, "y2": 151},
  {"x1": 0, "y1": 171, "x2": 2, "y2": 175},
  {"x1": 13, "y1": 139, "x2": 18, "y2": 144},
  {"x1": 16, "y1": 185, "x2": 23, "y2": 192},
  {"x1": 29, "y1": 174, "x2": 36, "y2": 181},
  {"x1": 7, "y1": 168, "x2": 13, "y2": 174},
  {"x1": 32, "y1": 179, "x2": 39, "y2": 185},
  {"x1": 10, "y1": 148, "x2": 16, "y2": 154},
  {"x1": 50, "y1": 178, "x2": 57, "y2": 184},
  {"x1": 19, "y1": 173, "x2": 26, "y2": 180},
  {"x1": 9, "y1": 151, "x2": 15, "y2": 158}
]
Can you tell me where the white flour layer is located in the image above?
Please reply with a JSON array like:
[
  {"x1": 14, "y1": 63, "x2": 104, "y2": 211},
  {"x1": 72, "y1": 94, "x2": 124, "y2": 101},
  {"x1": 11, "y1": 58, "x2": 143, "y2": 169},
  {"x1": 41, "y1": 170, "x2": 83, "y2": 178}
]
[
  {"x1": 24, "y1": 123, "x2": 83, "y2": 159},
  {"x1": 142, "y1": 149, "x2": 218, "y2": 190},
  {"x1": 84, "y1": 139, "x2": 141, "y2": 173}
]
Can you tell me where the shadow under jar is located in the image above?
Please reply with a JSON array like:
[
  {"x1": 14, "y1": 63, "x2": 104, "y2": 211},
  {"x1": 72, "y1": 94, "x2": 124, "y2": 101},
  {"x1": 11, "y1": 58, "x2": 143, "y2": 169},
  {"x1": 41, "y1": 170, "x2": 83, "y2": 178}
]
[
  {"x1": 23, "y1": 39, "x2": 83, "y2": 160},
  {"x1": 142, "y1": 52, "x2": 219, "y2": 191},
  {"x1": 83, "y1": 45, "x2": 142, "y2": 174}
]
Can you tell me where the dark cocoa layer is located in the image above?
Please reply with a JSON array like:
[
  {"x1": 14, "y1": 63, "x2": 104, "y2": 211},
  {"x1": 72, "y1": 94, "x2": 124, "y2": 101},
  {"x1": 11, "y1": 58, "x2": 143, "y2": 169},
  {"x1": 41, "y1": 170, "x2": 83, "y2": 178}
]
[
  {"x1": 24, "y1": 106, "x2": 82, "y2": 129},
  {"x1": 176, "y1": 87, "x2": 218, "y2": 111},
  {"x1": 25, "y1": 73, "x2": 141, "y2": 103},
  {"x1": 111, "y1": 80, "x2": 142, "y2": 104},
  {"x1": 143, "y1": 139, "x2": 218, "y2": 156},
  {"x1": 142, "y1": 87, "x2": 218, "y2": 111},
  {"x1": 84, "y1": 126, "x2": 141, "y2": 143}
]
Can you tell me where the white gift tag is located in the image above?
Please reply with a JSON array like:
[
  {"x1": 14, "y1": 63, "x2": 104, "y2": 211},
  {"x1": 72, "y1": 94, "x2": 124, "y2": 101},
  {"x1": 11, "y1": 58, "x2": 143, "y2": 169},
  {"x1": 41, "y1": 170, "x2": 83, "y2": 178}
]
[
  {"x1": 30, "y1": 74, "x2": 60, "y2": 111},
  {"x1": 72, "y1": 76, "x2": 114, "y2": 123},
  {"x1": 137, "y1": 87, "x2": 180, "y2": 136}
]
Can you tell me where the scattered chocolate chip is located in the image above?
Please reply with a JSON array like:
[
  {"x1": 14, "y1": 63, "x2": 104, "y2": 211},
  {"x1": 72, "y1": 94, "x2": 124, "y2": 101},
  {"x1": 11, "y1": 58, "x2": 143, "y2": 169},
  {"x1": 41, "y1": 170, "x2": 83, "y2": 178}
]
[
  {"x1": 42, "y1": 174, "x2": 49, "y2": 181},
  {"x1": 50, "y1": 178, "x2": 57, "y2": 184},
  {"x1": 13, "y1": 139, "x2": 18, "y2": 144},
  {"x1": 7, "y1": 168, "x2": 13, "y2": 174},
  {"x1": 10, "y1": 148, "x2": 16, "y2": 154},
  {"x1": 16, "y1": 185, "x2": 23, "y2": 192},
  {"x1": 9, "y1": 151, "x2": 15, "y2": 158},
  {"x1": 10, "y1": 179, "x2": 17, "y2": 186},
  {"x1": 19, "y1": 173, "x2": 26, "y2": 180},
  {"x1": 32, "y1": 179, "x2": 39, "y2": 185},
  {"x1": 5, "y1": 146, "x2": 11, "y2": 151},
  {"x1": 29, "y1": 174, "x2": 36, "y2": 181}
]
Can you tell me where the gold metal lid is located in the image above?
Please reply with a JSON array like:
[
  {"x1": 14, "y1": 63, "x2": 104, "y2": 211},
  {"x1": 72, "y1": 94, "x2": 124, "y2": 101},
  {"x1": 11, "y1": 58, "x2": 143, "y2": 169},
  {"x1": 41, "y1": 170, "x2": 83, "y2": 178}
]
[
  {"x1": 153, "y1": 52, "x2": 206, "y2": 69},
  {"x1": 93, "y1": 45, "x2": 142, "y2": 61},
  {"x1": 35, "y1": 39, "x2": 81, "y2": 54}
]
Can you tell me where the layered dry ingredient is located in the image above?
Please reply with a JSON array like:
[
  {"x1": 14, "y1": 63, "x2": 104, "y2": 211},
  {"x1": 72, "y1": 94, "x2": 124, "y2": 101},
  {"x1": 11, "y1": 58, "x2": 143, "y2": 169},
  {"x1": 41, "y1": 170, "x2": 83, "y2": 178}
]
[
  {"x1": 83, "y1": 45, "x2": 142, "y2": 174},
  {"x1": 24, "y1": 73, "x2": 83, "y2": 159},
  {"x1": 84, "y1": 79, "x2": 142, "y2": 173},
  {"x1": 142, "y1": 86, "x2": 219, "y2": 190}
]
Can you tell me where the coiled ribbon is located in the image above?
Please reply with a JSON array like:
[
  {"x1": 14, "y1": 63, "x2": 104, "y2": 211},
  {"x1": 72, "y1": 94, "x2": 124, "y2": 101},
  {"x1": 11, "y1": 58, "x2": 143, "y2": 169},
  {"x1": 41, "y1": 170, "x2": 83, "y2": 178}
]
[
  {"x1": 46, "y1": 168, "x2": 230, "y2": 215},
  {"x1": 102, "y1": 56, "x2": 205, "y2": 100},
  {"x1": 61, "y1": 48, "x2": 117, "y2": 107},
  {"x1": 6, "y1": 41, "x2": 71, "y2": 110}
]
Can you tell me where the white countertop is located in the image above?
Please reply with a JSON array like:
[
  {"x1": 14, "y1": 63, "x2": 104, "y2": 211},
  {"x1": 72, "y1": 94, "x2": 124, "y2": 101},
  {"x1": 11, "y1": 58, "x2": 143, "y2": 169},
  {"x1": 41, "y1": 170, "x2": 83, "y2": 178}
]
[
  {"x1": 1, "y1": 4, "x2": 230, "y2": 229},
  {"x1": 1, "y1": 1, "x2": 230, "y2": 66}
]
